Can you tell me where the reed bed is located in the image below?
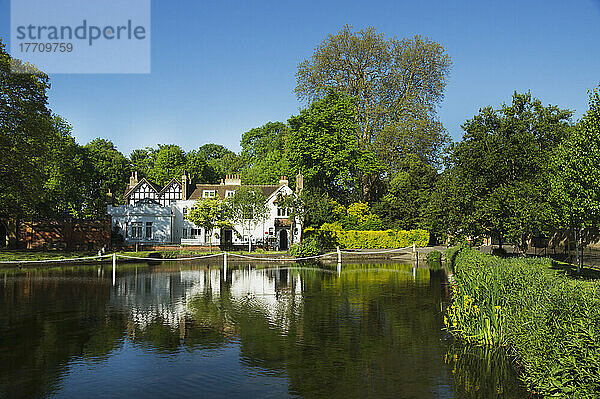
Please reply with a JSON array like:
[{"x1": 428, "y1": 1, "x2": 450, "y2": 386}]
[{"x1": 445, "y1": 247, "x2": 600, "y2": 398}]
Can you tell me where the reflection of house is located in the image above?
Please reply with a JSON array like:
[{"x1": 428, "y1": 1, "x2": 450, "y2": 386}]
[{"x1": 108, "y1": 172, "x2": 303, "y2": 250}]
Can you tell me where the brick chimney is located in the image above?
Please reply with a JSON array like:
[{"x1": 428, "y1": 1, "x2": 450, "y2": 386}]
[
  {"x1": 295, "y1": 171, "x2": 303, "y2": 193},
  {"x1": 279, "y1": 176, "x2": 289, "y2": 186},
  {"x1": 106, "y1": 188, "x2": 113, "y2": 205},
  {"x1": 181, "y1": 171, "x2": 188, "y2": 200},
  {"x1": 225, "y1": 174, "x2": 241, "y2": 185},
  {"x1": 128, "y1": 171, "x2": 138, "y2": 190}
]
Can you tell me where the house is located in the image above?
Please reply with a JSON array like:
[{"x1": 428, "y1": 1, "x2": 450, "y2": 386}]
[{"x1": 107, "y1": 172, "x2": 303, "y2": 250}]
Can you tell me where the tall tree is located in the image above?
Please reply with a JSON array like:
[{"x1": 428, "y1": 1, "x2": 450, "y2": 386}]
[
  {"x1": 84, "y1": 139, "x2": 131, "y2": 217},
  {"x1": 239, "y1": 122, "x2": 293, "y2": 185},
  {"x1": 287, "y1": 90, "x2": 380, "y2": 200},
  {"x1": 373, "y1": 154, "x2": 438, "y2": 230},
  {"x1": 440, "y1": 92, "x2": 572, "y2": 252},
  {"x1": 295, "y1": 26, "x2": 452, "y2": 194},
  {"x1": 551, "y1": 87, "x2": 600, "y2": 270},
  {"x1": 196, "y1": 143, "x2": 240, "y2": 182},
  {"x1": 0, "y1": 39, "x2": 54, "y2": 220},
  {"x1": 147, "y1": 144, "x2": 187, "y2": 186}
]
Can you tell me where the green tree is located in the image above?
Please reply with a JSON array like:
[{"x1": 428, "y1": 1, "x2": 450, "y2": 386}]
[
  {"x1": 147, "y1": 144, "x2": 187, "y2": 186},
  {"x1": 295, "y1": 26, "x2": 452, "y2": 195},
  {"x1": 373, "y1": 154, "x2": 437, "y2": 230},
  {"x1": 226, "y1": 187, "x2": 269, "y2": 251},
  {"x1": 442, "y1": 92, "x2": 572, "y2": 252},
  {"x1": 239, "y1": 122, "x2": 293, "y2": 185},
  {"x1": 186, "y1": 199, "x2": 232, "y2": 251},
  {"x1": 287, "y1": 90, "x2": 380, "y2": 200},
  {"x1": 129, "y1": 148, "x2": 153, "y2": 178},
  {"x1": 0, "y1": 39, "x2": 54, "y2": 222},
  {"x1": 84, "y1": 139, "x2": 131, "y2": 217},
  {"x1": 551, "y1": 87, "x2": 600, "y2": 270},
  {"x1": 196, "y1": 143, "x2": 240, "y2": 182}
]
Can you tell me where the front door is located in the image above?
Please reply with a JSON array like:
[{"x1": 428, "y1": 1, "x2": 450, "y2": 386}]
[
  {"x1": 279, "y1": 229, "x2": 288, "y2": 251},
  {"x1": 223, "y1": 229, "x2": 233, "y2": 244}
]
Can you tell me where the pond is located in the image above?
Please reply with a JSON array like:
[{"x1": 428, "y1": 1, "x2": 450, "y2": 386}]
[{"x1": 0, "y1": 262, "x2": 529, "y2": 398}]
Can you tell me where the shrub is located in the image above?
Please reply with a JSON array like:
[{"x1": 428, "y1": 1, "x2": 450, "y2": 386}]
[
  {"x1": 289, "y1": 237, "x2": 321, "y2": 257},
  {"x1": 304, "y1": 228, "x2": 429, "y2": 249},
  {"x1": 426, "y1": 250, "x2": 442, "y2": 263},
  {"x1": 445, "y1": 248, "x2": 600, "y2": 397}
]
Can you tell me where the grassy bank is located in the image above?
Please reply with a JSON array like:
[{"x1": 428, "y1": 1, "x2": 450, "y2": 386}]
[{"x1": 445, "y1": 247, "x2": 600, "y2": 398}]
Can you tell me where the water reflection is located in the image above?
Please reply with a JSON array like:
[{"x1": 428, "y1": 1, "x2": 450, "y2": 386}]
[{"x1": 0, "y1": 263, "x2": 529, "y2": 398}]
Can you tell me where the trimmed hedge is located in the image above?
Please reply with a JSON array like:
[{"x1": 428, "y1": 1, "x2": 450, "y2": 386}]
[{"x1": 304, "y1": 228, "x2": 429, "y2": 249}]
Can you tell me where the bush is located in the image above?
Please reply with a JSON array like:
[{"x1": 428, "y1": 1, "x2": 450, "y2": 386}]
[
  {"x1": 304, "y1": 228, "x2": 429, "y2": 249},
  {"x1": 289, "y1": 237, "x2": 321, "y2": 257},
  {"x1": 445, "y1": 248, "x2": 600, "y2": 397},
  {"x1": 425, "y1": 250, "x2": 442, "y2": 263}
]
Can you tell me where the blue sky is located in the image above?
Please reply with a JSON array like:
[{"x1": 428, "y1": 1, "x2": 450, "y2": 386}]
[{"x1": 1, "y1": 0, "x2": 599, "y2": 155}]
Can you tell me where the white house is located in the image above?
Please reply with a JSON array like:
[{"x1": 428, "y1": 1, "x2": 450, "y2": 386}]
[{"x1": 108, "y1": 172, "x2": 303, "y2": 250}]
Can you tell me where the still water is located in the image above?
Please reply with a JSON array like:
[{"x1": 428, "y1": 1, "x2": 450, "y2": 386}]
[{"x1": 0, "y1": 262, "x2": 528, "y2": 398}]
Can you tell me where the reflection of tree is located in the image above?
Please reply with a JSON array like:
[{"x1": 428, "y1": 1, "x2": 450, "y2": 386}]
[
  {"x1": 189, "y1": 265, "x2": 454, "y2": 398},
  {"x1": 0, "y1": 269, "x2": 124, "y2": 398}
]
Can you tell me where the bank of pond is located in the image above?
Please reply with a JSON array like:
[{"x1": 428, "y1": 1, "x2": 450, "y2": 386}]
[{"x1": 444, "y1": 247, "x2": 600, "y2": 398}]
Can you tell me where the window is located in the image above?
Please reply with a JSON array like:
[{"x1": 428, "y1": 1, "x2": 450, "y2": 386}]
[
  {"x1": 190, "y1": 228, "x2": 200, "y2": 238},
  {"x1": 203, "y1": 190, "x2": 216, "y2": 198},
  {"x1": 131, "y1": 222, "x2": 143, "y2": 238},
  {"x1": 145, "y1": 222, "x2": 152, "y2": 239},
  {"x1": 277, "y1": 207, "x2": 289, "y2": 217},
  {"x1": 183, "y1": 207, "x2": 188, "y2": 216},
  {"x1": 183, "y1": 228, "x2": 188, "y2": 239},
  {"x1": 269, "y1": 228, "x2": 274, "y2": 235},
  {"x1": 225, "y1": 190, "x2": 235, "y2": 198},
  {"x1": 205, "y1": 230, "x2": 211, "y2": 243}
]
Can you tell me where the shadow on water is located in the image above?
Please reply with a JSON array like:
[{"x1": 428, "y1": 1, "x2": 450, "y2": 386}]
[{"x1": 0, "y1": 261, "x2": 530, "y2": 398}]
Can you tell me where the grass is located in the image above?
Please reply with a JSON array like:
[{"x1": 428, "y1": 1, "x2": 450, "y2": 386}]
[{"x1": 445, "y1": 247, "x2": 600, "y2": 398}]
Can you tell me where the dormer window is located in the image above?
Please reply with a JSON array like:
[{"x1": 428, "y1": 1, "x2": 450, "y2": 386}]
[
  {"x1": 225, "y1": 190, "x2": 235, "y2": 198},
  {"x1": 277, "y1": 207, "x2": 289, "y2": 217},
  {"x1": 203, "y1": 190, "x2": 216, "y2": 198}
]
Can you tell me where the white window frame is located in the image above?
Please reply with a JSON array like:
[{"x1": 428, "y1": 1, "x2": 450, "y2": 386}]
[{"x1": 203, "y1": 190, "x2": 216, "y2": 198}]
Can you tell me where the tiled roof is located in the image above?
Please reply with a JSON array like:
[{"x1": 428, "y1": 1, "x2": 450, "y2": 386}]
[
  {"x1": 124, "y1": 178, "x2": 162, "y2": 197},
  {"x1": 187, "y1": 184, "x2": 282, "y2": 200}
]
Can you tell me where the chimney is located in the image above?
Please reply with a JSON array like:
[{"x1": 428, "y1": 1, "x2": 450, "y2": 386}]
[
  {"x1": 220, "y1": 179, "x2": 225, "y2": 185},
  {"x1": 106, "y1": 188, "x2": 113, "y2": 206},
  {"x1": 295, "y1": 171, "x2": 303, "y2": 193},
  {"x1": 225, "y1": 174, "x2": 241, "y2": 185},
  {"x1": 279, "y1": 176, "x2": 289, "y2": 186},
  {"x1": 181, "y1": 171, "x2": 188, "y2": 200},
  {"x1": 129, "y1": 171, "x2": 138, "y2": 189}
]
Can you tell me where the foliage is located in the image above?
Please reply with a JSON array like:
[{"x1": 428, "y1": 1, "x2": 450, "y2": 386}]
[
  {"x1": 550, "y1": 87, "x2": 600, "y2": 268},
  {"x1": 239, "y1": 122, "x2": 293, "y2": 185},
  {"x1": 226, "y1": 186, "x2": 269, "y2": 241},
  {"x1": 445, "y1": 248, "x2": 600, "y2": 397},
  {"x1": 287, "y1": 90, "x2": 380, "y2": 199},
  {"x1": 434, "y1": 92, "x2": 572, "y2": 252},
  {"x1": 425, "y1": 250, "x2": 442, "y2": 263},
  {"x1": 186, "y1": 199, "x2": 233, "y2": 248},
  {"x1": 84, "y1": 138, "x2": 131, "y2": 217},
  {"x1": 332, "y1": 202, "x2": 383, "y2": 230},
  {"x1": 373, "y1": 154, "x2": 438, "y2": 230},
  {"x1": 304, "y1": 228, "x2": 429, "y2": 249},
  {"x1": 289, "y1": 236, "x2": 321, "y2": 257},
  {"x1": 295, "y1": 25, "x2": 452, "y2": 185}
]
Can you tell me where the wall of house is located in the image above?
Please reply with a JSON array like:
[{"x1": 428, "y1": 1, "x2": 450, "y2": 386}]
[{"x1": 108, "y1": 204, "x2": 172, "y2": 244}]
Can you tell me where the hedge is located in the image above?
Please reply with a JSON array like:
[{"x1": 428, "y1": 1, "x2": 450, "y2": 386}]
[{"x1": 303, "y1": 228, "x2": 429, "y2": 249}]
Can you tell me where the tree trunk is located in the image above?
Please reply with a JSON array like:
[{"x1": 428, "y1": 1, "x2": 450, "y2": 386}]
[{"x1": 575, "y1": 227, "x2": 581, "y2": 273}]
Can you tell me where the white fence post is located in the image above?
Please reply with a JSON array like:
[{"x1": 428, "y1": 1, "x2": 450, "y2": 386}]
[
  {"x1": 112, "y1": 252, "x2": 116, "y2": 286},
  {"x1": 223, "y1": 252, "x2": 227, "y2": 281}
]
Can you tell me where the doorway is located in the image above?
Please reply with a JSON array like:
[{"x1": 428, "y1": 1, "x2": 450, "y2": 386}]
[{"x1": 279, "y1": 229, "x2": 288, "y2": 251}]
